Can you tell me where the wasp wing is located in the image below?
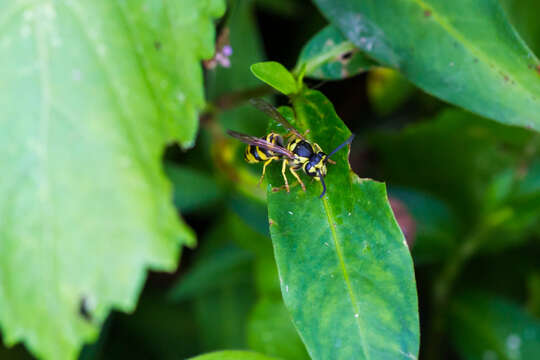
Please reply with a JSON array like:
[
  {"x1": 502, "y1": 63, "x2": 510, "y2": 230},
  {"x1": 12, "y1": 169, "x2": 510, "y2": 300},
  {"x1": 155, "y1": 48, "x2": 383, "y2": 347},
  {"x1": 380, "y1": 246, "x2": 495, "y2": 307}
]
[
  {"x1": 227, "y1": 130, "x2": 295, "y2": 159},
  {"x1": 249, "y1": 98, "x2": 305, "y2": 140}
]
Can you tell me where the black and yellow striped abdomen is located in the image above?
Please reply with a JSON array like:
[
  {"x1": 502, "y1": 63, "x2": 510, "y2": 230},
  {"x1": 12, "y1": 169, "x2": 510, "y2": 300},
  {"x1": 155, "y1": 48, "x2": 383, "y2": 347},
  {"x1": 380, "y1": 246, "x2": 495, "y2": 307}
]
[{"x1": 244, "y1": 132, "x2": 284, "y2": 163}]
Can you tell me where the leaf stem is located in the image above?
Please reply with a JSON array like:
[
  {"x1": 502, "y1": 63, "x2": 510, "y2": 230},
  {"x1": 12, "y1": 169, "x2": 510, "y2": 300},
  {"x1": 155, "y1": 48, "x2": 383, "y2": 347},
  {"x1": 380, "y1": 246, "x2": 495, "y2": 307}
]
[
  {"x1": 213, "y1": 85, "x2": 275, "y2": 112},
  {"x1": 424, "y1": 209, "x2": 512, "y2": 359}
]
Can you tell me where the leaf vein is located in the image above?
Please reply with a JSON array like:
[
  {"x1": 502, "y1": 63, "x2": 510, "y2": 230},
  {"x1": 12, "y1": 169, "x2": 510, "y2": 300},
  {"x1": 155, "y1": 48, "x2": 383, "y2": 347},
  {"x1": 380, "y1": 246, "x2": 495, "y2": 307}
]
[{"x1": 321, "y1": 197, "x2": 370, "y2": 359}]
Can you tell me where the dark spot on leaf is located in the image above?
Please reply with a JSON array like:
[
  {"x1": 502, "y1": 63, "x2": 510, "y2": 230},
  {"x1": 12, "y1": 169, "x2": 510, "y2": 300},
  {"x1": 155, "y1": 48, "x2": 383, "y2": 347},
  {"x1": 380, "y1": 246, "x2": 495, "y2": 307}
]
[
  {"x1": 504, "y1": 75, "x2": 509, "y2": 82},
  {"x1": 424, "y1": 10, "x2": 432, "y2": 17},
  {"x1": 536, "y1": 65, "x2": 540, "y2": 75},
  {"x1": 154, "y1": 41, "x2": 162, "y2": 50},
  {"x1": 79, "y1": 296, "x2": 93, "y2": 322},
  {"x1": 340, "y1": 51, "x2": 354, "y2": 61},
  {"x1": 473, "y1": 58, "x2": 479, "y2": 63}
]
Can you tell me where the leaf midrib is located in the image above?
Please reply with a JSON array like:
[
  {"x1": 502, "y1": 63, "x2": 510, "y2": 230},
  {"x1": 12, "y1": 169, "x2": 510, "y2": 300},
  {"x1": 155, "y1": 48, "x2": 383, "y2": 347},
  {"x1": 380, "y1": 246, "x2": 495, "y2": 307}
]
[
  {"x1": 293, "y1": 94, "x2": 370, "y2": 358},
  {"x1": 321, "y1": 197, "x2": 369, "y2": 359}
]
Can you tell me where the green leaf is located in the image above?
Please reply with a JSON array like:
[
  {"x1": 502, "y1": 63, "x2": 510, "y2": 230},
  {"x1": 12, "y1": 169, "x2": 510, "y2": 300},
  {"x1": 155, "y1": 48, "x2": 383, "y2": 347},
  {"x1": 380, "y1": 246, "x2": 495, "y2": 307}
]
[
  {"x1": 295, "y1": 25, "x2": 375, "y2": 80},
  {"x1": 0, "y1": 1, "x2": 224, "y2": 359},
  {"x1": 250, "y1": 62, "x2": 299, "y2": 95},
  {"x1": 313, "y1": 0, "x2": 540, "y2": 131},
  {"x1": 450, "y1": 292, "x2": 540, "y2": 360},
  {"x1": 367, "y1": 68, "x2": 416, "y2": 116},
  {"x1": 174, "y1": 215, "x2": 256, "y2": 350},
  {"x1": 264, "y1": 88, "x2": 419, "y2": 359},
  {"x1": 165, "y1": 163, "x2": 224, "y2": 213},
  {"x1": 167, "y1": 246, "x2": 252, "y2": 302},
  {"x1": 189, "y1": 350, "x2": 280, "y2": 360},
  {"x1": 501, "y1": 0, "x2": 540, "y2": 55},
  {"x1": 247, "y1": 297, "x2": 309, "y2": 360}
]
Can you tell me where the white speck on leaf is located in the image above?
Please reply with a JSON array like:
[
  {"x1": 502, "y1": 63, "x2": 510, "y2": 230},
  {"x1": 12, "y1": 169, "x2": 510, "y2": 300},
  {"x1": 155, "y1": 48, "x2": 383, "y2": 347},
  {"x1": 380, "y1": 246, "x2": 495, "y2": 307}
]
[
  {"x1": 482, "y1": 350, "x2": 497, "y2": 360},
  {"x1": 450, "y1": 62, "x2": 455, "y2": 67},
  {"x1": 366, "y1": 41, "x2": 373, "y2": 51},
  {"x1": 348, "y1": 212, "x2": 351, "y2": 216},
  {"x1": 506, "y1": 334, "x2": 521, "y2": 350},
  {"x1": 176, "y1": 92, "x2": 185, "y2": 103},
  {"x1": 51, "y1": 36, "x2": 62, "y2": 48},
  {"x1": 1, "y1": 36, "x2": 12, "y2": 48},
  {"x1": 23, "y1": 10, "x2": 34, "y2": 21},
  {"x1": 97, "y1": 44, "x2": 107, "y2": 56},
  {"x1": 72, "y1": 69, "x2": 82, "y2": 81},
  {"x1": 89, "y1": 28, "x2": 99, "y2": 40},
  {"x1": 20, "y1": 25, "x2": 31, "y2": 38},
  {"x1": 399, "y1": 351, "x2": 417, "y2": 360},
  {"x1": 288, "y1": 211, "x2": 293, "y2": 215},
  {"x1": 285, "y1": 285, "x2": 289, "y2": 293},
  {"x1": 43, "y1": 3, "x2": 56, "y2": 19},
  {"x1": 354, "y1": 313, "x2": 359, "y2": 318},
  {"x1": 324, "y1": 242, "x2": 329, "y2": 247}
]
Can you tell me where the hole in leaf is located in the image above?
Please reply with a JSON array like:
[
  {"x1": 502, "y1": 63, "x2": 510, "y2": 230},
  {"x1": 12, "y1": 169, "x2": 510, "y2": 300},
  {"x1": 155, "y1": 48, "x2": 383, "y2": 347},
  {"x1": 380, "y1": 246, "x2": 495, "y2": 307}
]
[{"x1": 79, "y1": 296, "x2": 94, "y2": 322}]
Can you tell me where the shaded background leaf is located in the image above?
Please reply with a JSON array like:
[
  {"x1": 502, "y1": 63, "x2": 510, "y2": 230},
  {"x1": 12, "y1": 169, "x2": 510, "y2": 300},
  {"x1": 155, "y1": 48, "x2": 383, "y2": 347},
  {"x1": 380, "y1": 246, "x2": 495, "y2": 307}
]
[
  {"x1": 312, "y1": 0, "x2": 540, "y2": 130},
  {"x1": 295, "y1": 25, "x2": 375, "y2": 80},
  {"x1": 450, "y1": 293, "x2": 540, "y2": 360}
]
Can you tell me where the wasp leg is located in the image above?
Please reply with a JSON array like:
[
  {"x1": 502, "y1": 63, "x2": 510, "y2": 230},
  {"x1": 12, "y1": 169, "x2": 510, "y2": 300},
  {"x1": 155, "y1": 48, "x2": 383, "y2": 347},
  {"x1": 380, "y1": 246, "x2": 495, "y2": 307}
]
[
  {"x1": 289, "y1": 167, "x2": 306, "y2": 192},
  {"x1": 281, "y1": 160, "x2": 290, "y2": 192},
  {"x1": 327, "y1": 159, "x2": 336, "y2": 165},
  {"x1": 302, "y1": 129, "x2": 310, "y2": 137},
  {"x1": 258, "y1": 158, "x2": 273, "y2": 187}
]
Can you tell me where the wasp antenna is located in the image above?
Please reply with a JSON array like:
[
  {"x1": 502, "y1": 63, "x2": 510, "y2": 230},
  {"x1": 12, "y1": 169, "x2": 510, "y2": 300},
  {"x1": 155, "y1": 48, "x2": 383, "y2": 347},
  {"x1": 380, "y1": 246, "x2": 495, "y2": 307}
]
[
  {"x1": 326, "y1": 134, "x2": 355, "y2": 161},
  {"x1": 318, "y1": 169, "x2": 327, "y2": 198}
]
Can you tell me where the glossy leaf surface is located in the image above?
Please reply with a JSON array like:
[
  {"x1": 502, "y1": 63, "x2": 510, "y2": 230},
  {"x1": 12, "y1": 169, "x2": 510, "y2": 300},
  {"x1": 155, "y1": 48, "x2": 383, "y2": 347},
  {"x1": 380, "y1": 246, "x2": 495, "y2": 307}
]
[
  {"x1": 450, "y1": 293, "x2": 540, "y2": 360},
  {"x1": 265, "y1": 89, "x2": 419, "y2": 359},
  {"x1": 251, "y1": 61, "x2": 299, "y2": 95},
  {"x1": 295, "y1": 25, "x2": 375, "y2": 80},
  {"x1": 313, "y1": 0, "x2": 540, "y2": 130},
  {"x1": 0, "y1": 0, "x2": 223, "y2": 359},
  {"x1": 247, "y1": 297, "x2": 309, "y2": 360}
]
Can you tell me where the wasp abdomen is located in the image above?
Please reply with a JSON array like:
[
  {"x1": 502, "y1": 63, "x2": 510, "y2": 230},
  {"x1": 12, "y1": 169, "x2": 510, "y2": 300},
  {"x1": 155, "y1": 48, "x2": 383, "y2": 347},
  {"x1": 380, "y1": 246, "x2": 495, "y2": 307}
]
[{"x1": 244, "y1": 132, "x2": 284, "y2": 164}]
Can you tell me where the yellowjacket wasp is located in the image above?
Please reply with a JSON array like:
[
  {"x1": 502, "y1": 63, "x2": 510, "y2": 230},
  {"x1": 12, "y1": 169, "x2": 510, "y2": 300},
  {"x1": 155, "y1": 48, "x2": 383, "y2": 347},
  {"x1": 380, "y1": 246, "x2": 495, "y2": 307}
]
[{"x1": 227, "y1": 99, "x2": 354, "y2": 198}]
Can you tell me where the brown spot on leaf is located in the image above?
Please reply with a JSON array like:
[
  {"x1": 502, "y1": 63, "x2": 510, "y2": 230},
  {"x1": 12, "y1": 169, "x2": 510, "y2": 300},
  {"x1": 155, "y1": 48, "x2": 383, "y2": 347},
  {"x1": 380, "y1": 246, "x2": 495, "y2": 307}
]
[
  {"x1": 424, "y1": 9, "x2": 432, "y2": 17},
  {"x1": 536, "y1": 65, "x2": 540, "y2": 75},
  {"x1": 154, "y1": 41, "x2": 161, "y2": 50},
  {"x1": 269, "y1": 218, "x2": 275, "y2": 226},
  {"x1": 504, "y1": 75, "x2": 509, "y2": 82}
]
